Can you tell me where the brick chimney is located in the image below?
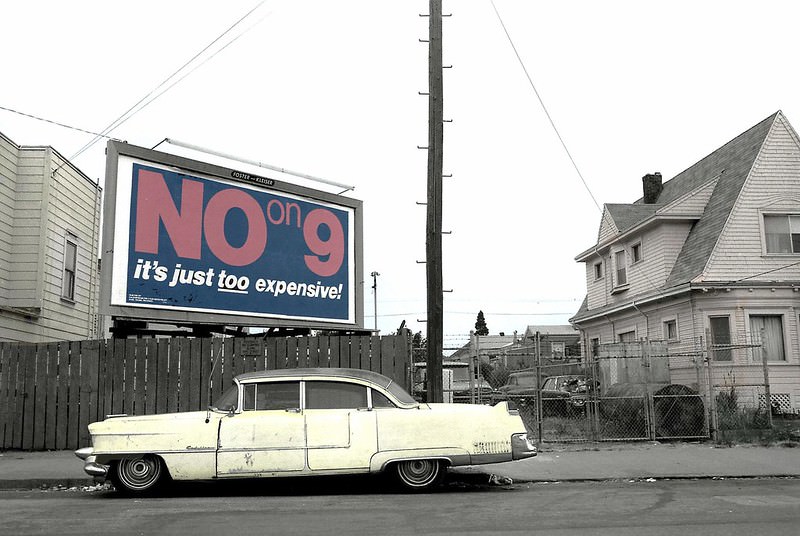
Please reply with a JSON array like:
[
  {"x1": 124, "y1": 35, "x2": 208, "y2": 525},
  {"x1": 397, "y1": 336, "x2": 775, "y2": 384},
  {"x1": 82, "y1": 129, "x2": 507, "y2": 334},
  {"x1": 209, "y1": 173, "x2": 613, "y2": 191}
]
[{"x1": 642, "y1": 172, "x2": 663, "y2": 204}]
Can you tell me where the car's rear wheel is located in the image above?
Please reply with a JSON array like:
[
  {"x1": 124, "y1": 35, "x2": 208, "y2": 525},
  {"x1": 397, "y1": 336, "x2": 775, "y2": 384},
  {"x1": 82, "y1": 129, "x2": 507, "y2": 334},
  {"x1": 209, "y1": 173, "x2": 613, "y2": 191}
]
[
  {"x1": 112, "y1": 455, "x2": 167, "y2": 495},
  {"x1": 394, "y1": 459, "x2": 444, "y2": 491}
]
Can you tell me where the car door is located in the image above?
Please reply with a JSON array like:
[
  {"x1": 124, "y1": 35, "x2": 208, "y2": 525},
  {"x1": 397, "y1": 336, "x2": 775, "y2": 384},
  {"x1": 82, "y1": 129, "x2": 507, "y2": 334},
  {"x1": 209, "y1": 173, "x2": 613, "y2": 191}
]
[
  {"x1": 303, "y1": 380, "x2": 377, "y2": 472},
  {"x1": 216, "y1": 380, "x2": 306, "y2": 476}
]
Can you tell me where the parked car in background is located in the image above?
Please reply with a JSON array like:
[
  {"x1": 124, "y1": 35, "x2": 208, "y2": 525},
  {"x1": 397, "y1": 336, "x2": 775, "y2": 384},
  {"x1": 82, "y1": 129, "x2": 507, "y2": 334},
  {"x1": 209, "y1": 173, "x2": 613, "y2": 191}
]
[
  {"x1": 412, "y1": 361, "x2": 495, "y2": 403},
  {"x1": 76, "y1": 368, "x2": 536, "y2": 495},
  {"x1": 541, "y1": 375, "x2": 596, "y2": 414},
  {"x1": 495, "y1": 371, "x2": 591, "y2": 417}
]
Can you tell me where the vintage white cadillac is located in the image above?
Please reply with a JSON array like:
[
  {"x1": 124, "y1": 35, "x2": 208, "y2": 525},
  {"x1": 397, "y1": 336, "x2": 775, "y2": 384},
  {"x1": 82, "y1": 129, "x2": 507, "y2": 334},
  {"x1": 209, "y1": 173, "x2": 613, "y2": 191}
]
[{"x1": 76, "y1": 368, "x2": 536, "y2": 494}]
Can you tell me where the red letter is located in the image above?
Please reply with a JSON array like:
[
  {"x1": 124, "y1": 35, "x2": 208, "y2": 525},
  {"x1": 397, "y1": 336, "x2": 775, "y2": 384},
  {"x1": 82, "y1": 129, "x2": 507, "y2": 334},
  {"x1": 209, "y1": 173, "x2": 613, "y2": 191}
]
[
  {"x1": 134, "y1": 170, "x2": 203, "y2": 259},
  {"x1": 303, "y1": 209, "x2": 344, "y2": 277},
  {"x1": 204, "y1": 189, "x2": 267, "y2": 266}
]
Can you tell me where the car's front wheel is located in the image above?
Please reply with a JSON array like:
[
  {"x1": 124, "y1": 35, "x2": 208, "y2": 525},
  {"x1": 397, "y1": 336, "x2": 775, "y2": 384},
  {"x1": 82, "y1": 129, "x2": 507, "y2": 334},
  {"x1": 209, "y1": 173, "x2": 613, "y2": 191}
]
[
  {"x1": 393, "y1": 459, "x2": 444, "y2": 491},
  {"x1": 112, "y1": 455, "x2": 168, "y2": 495}
]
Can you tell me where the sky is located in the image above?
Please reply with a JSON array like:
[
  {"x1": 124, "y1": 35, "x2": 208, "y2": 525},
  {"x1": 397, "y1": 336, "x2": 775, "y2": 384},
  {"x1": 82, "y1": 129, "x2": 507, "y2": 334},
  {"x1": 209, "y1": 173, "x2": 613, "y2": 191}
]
[{"x1": 3, "y1": 1, "x2": 800, "y2": 346}]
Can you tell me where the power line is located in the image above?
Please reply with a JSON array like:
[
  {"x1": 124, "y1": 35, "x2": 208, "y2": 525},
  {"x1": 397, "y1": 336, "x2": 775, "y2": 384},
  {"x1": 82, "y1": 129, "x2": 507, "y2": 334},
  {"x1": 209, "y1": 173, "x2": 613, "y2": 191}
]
[
  {"x1": 490, "y1": 0, "x2": 601, "y2": 212},
  {"x1": 69, "y1": 0, "x2": 268, "y2": 162},
  {"x1": 0, "y1": 105, "x2": 111, "y2": 139}
]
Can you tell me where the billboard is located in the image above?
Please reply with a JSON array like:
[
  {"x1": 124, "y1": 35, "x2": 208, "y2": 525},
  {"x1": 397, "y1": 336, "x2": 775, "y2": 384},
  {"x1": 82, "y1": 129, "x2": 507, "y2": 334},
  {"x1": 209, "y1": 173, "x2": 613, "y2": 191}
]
[{"x1": 100, "y1": 141, "x2": 363, "y2": 330}]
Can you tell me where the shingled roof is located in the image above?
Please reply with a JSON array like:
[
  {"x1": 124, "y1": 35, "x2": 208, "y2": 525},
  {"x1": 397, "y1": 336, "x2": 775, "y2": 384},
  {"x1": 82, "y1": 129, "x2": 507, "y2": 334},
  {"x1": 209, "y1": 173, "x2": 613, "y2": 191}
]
[
  {"x1": 661, "y1": 112, "x2": 778, "y2": 284},
  {"x1": 615, "y1": 112, "x2": 778, "y2": 286}
]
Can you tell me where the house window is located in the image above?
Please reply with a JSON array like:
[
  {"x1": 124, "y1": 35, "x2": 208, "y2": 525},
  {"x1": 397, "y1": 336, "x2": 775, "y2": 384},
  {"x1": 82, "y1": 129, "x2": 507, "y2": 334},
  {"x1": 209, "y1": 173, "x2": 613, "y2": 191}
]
[
  {"x1": 618, "y1": 330, "x2": 636, "y2": 342},
  {"x1": 614, "y1": 250, "x2": 627, "y2": 286},
  {"x1": 631, "y1": 242, "x2": 642, "y2": 263},
  {"x1": 594, "y1": 262, "x2": 603, "y2": 280},
  {"x1": 663, "y1": 319, "x2": 677, "y2": 341},
  {"x1": 590, "y1": 338, "x2": 600, "y2": 357},
  {"x1": 551, "y1": 341, "x2": 565, "y2": 359},
  {"x1": 750, "y1": 315, "x2": 786, "y2": 361},
  {"x1": 764, "y1": 214, "x2": 800, "y2": 253},
  {"x1": 62, "y1": 235, "x2": 78, "y2": 301},
  {"x1": 709, "y1": 316, "x2": 732, "y2": 362}
]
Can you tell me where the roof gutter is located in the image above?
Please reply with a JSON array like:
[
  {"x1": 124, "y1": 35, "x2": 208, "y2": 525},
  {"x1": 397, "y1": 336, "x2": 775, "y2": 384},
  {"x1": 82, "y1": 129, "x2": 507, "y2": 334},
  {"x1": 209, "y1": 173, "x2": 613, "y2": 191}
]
[{"x1": 571, "y1": 283, "x2": 692, "y2": 324}]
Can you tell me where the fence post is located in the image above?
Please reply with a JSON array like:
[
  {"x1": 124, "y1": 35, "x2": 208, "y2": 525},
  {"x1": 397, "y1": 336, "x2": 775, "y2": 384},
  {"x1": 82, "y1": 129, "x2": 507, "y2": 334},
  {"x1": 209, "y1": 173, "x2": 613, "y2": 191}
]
[
  {"x1": 643, "y1": 339, "x2": 656, "y2": 441},
  {"x1": 694, "y1": 337, "x2": 710, "y2": 438},
  {"x1": 705, "y1": 329, "x2": 718, "y2": 441},
  {"x1": 534, "y1": 331, "x2": 542, "y2": 445},
  {"x1": 759, "y1": 327, "x2": 773, "y2": 428}
]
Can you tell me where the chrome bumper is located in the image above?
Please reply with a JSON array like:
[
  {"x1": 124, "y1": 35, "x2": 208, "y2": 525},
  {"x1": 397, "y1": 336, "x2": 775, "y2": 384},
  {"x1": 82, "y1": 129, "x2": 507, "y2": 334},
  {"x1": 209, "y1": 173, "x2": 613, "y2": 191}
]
[
  {"x1": 511, "y1": 433, "x2": 537, "y2": 460},
  {"x1": 75, "y1": 447, "x2": 109, "y2": 479}
]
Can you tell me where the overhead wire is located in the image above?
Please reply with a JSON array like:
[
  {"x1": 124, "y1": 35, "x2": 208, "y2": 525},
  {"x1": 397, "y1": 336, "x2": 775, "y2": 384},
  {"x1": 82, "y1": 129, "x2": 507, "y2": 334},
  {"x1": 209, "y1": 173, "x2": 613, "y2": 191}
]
[
  {"x1": 69, "y1": 0, "x2": 268, "y2": 162},
  {"x1": 489, "y1": 0, "x2": 601, "y2": 213},
  {"x1": 0, "y1": 105, "x2": 109, "y2": 139}
]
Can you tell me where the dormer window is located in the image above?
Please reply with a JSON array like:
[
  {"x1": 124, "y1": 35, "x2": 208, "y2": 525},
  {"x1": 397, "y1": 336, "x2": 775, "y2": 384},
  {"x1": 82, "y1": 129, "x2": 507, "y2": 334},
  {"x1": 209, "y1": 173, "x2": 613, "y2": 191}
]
[
  {"x1": 764, "y1": 214, "x2": 800, "y2": 254},
  {"x1": 631, "y1": 242, "x2": 642, "y2": 263}
]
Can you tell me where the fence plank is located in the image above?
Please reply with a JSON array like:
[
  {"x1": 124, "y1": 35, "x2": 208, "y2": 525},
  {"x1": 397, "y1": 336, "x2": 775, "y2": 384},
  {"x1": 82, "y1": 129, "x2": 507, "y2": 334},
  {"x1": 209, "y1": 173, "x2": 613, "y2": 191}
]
[
  {"x1": 155, "y1": 339, "x2": 169, "y2": 414},
  {"x1": 0, "y1": 344, "x2": 14, "y2": 449},
  {"x1": 221, "y1": 338, "x2": 234, "y2": 394},
  {"x1": 167, "y1": 339, "x2": 180, "y2": 414},
  {"x1": 5, "y1": 345, "x2": 21, "y2": 449},
  {"x1": 55, "y1": 342, "x2": 70, "y2": 449},
  {"x1": 79, "y1": 340, "x2": 100, "y2": 448},
  {"x1": 32, "y1": 343, "x2": 50, "y2": 450},
  {"x1": 20, "y1": 344, "x2": 36, "y2": 450},
  {"x1": 43, "y1": 343, "x2": 60, "y2": 450},
  {"x1": 144, "y1": 339, "x2": 158, "y2": 416},
  {"x1": 123, "y1": 340, "x2": 137, "y2": 415},
  {"x1": 177, "y1": 338, "x2": 191, "y2": 413},
  {"x1": 326, "y1": 335, "x2": 339, "y2": 369},
  {"x1": 199, "y1": 338, "x2": 213, "y2": 409},
  {"x1": 67, "y1": 341, "x2": 82, "y2": 450},
  {"x1": 334, "y1": 336, "x2": 348, "y2": 368},
  {"x1": 110, "y1": 339, "x2": 126, "y2": 416},
  {"x1": 96, "y1": 341, "x2": 109, "y2": 424},
  {"x1": 307, "y1": 336, "x2": 320, "y2": 368},
  {"x1": 208, "y1": 338, "x2": 224, "y2": 406},
  {"x1": 189, "y1": 338, "x2": 203, "y2": 411}
]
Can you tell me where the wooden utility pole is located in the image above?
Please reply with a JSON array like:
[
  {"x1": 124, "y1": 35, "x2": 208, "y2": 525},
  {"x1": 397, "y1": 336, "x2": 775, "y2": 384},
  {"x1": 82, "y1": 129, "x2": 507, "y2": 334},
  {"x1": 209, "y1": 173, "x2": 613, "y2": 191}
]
[{"x1": 425, "y1": 0, "x2": 444, "y2": 403}]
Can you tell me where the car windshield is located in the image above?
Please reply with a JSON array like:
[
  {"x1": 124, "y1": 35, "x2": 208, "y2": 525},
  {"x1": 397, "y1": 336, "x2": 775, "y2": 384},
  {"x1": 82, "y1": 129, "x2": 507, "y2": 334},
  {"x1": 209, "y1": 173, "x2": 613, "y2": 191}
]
[{"x1": 211, "y1": 383, "x2": 239, "y2": 412}]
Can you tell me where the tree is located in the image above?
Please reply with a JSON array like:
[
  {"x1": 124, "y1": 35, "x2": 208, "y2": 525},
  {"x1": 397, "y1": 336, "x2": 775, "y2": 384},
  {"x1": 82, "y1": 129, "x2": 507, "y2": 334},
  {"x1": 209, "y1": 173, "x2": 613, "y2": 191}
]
[
  {"x1": 474, "y1": 310, "x2": 489, "y2": 336},
  {"x1": 412, "y1": 331, "x2": 427, "y2": 361}
]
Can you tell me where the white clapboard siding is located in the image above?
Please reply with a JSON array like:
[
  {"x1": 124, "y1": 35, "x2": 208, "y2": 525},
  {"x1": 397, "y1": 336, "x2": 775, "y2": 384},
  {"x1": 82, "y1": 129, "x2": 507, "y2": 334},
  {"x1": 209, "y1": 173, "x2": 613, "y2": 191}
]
[{"x1": 706, "y1": 115, "x2": 800, "y2": 281}]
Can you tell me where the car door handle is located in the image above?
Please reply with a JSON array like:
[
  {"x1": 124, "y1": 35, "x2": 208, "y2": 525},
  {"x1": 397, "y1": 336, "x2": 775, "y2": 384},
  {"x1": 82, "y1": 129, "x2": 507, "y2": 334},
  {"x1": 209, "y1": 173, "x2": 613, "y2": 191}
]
[{"x1": 285, "y1": 408, "x2": 302, "y2": 413}]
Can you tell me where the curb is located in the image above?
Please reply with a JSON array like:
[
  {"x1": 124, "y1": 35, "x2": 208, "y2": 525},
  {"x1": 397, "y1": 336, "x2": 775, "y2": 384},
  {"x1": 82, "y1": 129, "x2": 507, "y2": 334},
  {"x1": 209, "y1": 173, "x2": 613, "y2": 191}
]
[{"x1": 0, "y1": 478, "x2": 97, "y2": 491}]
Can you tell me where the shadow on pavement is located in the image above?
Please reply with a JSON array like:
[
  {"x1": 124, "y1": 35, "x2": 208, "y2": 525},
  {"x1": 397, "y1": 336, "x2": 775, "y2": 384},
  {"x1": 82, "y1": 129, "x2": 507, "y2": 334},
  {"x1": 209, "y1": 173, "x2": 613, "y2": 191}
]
[{"x1": 91, "y1": 471, "x2": 512, "y2": 499}]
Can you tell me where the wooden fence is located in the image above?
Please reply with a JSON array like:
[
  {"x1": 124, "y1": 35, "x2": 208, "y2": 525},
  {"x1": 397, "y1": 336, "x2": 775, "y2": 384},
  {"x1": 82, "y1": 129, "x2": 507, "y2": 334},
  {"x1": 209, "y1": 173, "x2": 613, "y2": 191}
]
[{"x1": 0, "y1": 331, "x2": 411, "y2": 451}]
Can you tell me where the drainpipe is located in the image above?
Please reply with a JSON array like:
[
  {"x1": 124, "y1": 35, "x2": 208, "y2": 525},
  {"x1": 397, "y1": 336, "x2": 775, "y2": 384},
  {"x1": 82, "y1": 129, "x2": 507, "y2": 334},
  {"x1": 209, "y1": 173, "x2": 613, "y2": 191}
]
[{"x1": 631, "y1": 300, "x2": 650, "y2": 337}]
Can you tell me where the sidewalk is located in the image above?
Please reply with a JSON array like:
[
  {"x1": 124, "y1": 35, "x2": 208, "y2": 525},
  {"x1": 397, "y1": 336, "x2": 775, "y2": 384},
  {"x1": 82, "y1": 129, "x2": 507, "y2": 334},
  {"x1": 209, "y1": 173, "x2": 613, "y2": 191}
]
[
  {"x1": 1, "y1": 442, "x2": 799, "y2": 490},
  {"x1": 454, "y1": 441, "x2": 800, "y2": 482}
]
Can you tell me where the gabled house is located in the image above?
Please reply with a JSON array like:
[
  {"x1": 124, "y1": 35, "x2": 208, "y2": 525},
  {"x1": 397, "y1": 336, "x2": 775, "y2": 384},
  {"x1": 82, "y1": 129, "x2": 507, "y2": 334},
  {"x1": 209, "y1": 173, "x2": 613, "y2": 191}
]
[
  {"x1": 523, "y1": 324, "x2": 581, "y2": 361},
  {"x1": 448, "y1": 333, "x2": 519, "y2": 363},
  {"x1": 571, "y1": 111, "x2": 800, "y2": 413},
  {"x1": 0, "y1": 131, "x2": 102, "y2": 342}
]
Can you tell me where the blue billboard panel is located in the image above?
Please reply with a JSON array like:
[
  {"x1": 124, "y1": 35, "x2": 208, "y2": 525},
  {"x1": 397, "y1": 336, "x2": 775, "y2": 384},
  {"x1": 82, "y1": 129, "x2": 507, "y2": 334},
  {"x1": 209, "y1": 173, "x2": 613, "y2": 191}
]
[{"x1": 103, "y1": 143, "x2": 361, "y2": 327}]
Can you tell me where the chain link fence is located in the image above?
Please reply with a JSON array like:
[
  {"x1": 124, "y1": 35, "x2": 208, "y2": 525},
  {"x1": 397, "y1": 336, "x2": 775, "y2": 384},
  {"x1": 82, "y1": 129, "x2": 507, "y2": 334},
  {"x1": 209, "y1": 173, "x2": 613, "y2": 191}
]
[{"x1": 418, "y1": 331, "x2": 797, "y2": 444}]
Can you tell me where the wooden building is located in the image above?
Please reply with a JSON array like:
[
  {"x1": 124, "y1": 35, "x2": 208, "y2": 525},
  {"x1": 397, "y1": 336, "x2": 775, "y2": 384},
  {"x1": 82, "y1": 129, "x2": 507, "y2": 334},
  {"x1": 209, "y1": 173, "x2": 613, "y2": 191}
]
[{"x1": 0, "y1": 131, "x2": 102, "y2": 342}]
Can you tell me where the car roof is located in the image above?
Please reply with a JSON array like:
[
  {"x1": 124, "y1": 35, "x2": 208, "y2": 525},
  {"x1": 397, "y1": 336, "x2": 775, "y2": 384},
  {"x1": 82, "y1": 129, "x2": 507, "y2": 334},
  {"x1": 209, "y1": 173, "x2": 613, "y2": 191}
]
[{"x1": 234, "y1": 367, "x2": 394, "y2": 389}]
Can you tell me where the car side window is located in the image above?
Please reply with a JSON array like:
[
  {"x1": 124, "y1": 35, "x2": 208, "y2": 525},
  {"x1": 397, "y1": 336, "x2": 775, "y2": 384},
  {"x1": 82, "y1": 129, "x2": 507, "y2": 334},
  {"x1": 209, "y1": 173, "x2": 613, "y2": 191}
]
[
  {"x1": 370, "y1": 388, "x2": 396, "y2": 408},
  {"x1": 305, "y1": 381, "x2": 367, "y2": 409},
  {"x1": 243, "y1": 381, "x2": 300, "y2": 411}
]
